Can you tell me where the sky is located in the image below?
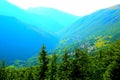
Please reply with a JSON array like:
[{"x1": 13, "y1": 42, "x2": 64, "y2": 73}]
[{"x1": 7, "y1": 0, "x2": 120, "y2": 16}]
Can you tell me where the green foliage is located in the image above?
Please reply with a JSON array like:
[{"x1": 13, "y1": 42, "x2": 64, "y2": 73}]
[
  {"x1": 94, "y1": 37, "x2": 107, "y2": 48},
  {"x1": 38, "y1": 45, "x2": 49, "y2": 80},
  {"x1": 0, "y1": 39, "x2": 120, "y2": 80},
  {"x1": 0, "y1": 60, "x2": 7, "y2": 80},
  {"x1": 46, "y1": 54, "x2": 58, "y2": 80}
]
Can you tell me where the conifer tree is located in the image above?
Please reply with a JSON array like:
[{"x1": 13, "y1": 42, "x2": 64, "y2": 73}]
[
  {"x1": 47, "y1": 54, "x2": 58, "y2": 80},
  {"x1": 108, "y1": 39, "x2": 120, "y2": 80},
  {"x1": 0, "y1": 60, "x2": 7, "y2": 80},
  {"x1": 71, "y1": 48, "x2": 81, "y2": 79},
  {"x1": 71, "y1": 49, "x2": 91, "y2": 80},
  {"x1": 38, "y1": 45, "x2": 49, "y2": 80},
  {"x1": 27, "y1": 67, "x2": 34, "y2": 80},
  {"x1": 58, "y1": 50, "x2": 71, "y2": 79}
]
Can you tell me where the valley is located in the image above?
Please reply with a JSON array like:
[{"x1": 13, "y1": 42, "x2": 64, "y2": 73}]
[{"x1": 0, "y1": 0, "x2": 120, "y2": 80}]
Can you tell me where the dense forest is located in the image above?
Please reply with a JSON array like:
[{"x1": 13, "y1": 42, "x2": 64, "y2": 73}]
[{"x1": 0, "y1": 39, "x2": 120, "y2": 80}]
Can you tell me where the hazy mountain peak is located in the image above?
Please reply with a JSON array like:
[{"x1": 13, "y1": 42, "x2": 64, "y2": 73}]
[
  {"x1": 28, "y1": 7, "x2": 77, "y2": 16},
  {"x1": 28, "y1": 7, "x2": 79, "y2": 27}
]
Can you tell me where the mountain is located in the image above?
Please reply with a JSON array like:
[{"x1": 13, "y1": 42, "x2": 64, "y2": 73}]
[
  {"x1": 0, "y1": 0, "x2": 79, "y2": 33},
  {"x1": 59, "y1": 4, "x2": 120, "y2": 48},
  {"x1": 28, "y1": 7, "x2": 79, "y2": 27},
  {"x1": 0, "y1": 15, "x2": 58, "y2": 64}
]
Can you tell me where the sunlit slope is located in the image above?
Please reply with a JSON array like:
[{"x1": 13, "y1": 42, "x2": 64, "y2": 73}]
[{"x1": 60, "y1": 4, "x2": 120, "y2": 46}]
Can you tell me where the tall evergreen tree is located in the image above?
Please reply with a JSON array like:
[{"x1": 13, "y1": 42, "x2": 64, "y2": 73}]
[
  {"x1": 47, "y1": 54, "x2": 58, "y2": 80},
  {"x1": 108, "y1": 39, "x2": 120, "y2": 80},
  {"x1": 0, "y1": 60, "x2": 7, "y2": 80},
  {"x1": 38, "y1": 45, "x2": 49, "y2": 80},
  {"x1": 27, "y1": 67, "x2": 34, "y2": 80},
  {"x1": 71, "y1": 49, "x2": 91, "y2": 80},
  {"x1": 58, "y1": 50, "x2": 71, "y2": 79}
]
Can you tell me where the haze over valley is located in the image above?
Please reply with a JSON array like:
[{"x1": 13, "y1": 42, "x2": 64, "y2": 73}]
[{"x1": 0, "y1": 0, "x2": 120, "y2": 79}]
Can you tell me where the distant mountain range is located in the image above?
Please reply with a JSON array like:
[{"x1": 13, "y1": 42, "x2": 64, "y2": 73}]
[
  {"x1": 58, "y1": 4, "x2": 120, "y2": 48},
  {"x1": 0, "y1": 0, "x2": 120, "y2": 64},
  {"x1": 0, "y1": 0, "x2": 79, "y2": 33},
  {"x1": 28, "y1": 7, "x2": 79, "y2": 27},
  {"x1": 0, "y1": 0, "x2": 79, "y2": 64}
]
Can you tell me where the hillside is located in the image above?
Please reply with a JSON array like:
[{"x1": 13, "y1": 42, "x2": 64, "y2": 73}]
[
  {"x1": 58, "y1": 4, "x2": 120, "y2": 49},
  {"x1": 0, "y1": 38, "x2": 120, "y2": 80},
  {"x1": 0, "y1": 15, "x2": 58, "y2": 64}
]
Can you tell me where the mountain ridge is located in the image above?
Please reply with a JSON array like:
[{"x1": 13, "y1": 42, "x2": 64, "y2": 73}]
[
  {"x1": 28, "y1": 7, "x2": 79, "y2": 26},
  {"x1": 0, "y1": 0, "x2": 79, "y2": 33},
  {"x1": 58, "y1": 4, "x2": 120, "y2": 49},
  {"x1": 0, "y1": 15, "x2": 58, "y2": 64}
]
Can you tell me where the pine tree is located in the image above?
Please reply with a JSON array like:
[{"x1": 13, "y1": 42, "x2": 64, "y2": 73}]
[
  {"x1": 27, "y1": 67, "x2": 34, "y2": 80},
  {"x1": 108, "y1": 39, "x2": 120, "y2": 80},
  {"x1": 71, "y1": 48, "x2": 81, "y2": 79},
  {"x1": 71, "y1": 49, "x2": 91, "y2": 80},
  {"x1": 58, "y1": 50, "x2": 71, "y2": 79},
  {"x1": 38, "y1": 45, "x2": 49, "y2": 80},
  {"x1": 0, "y1": 60, "x2": 7, "y2": 80},
  {"x1": 47, "y1": 54, "x2": 58, "y2": 80}
]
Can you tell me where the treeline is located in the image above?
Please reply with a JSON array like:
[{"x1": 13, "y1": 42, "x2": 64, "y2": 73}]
[{"x1": 0, "y1": 39, "x2": 120, "y2": 80}]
